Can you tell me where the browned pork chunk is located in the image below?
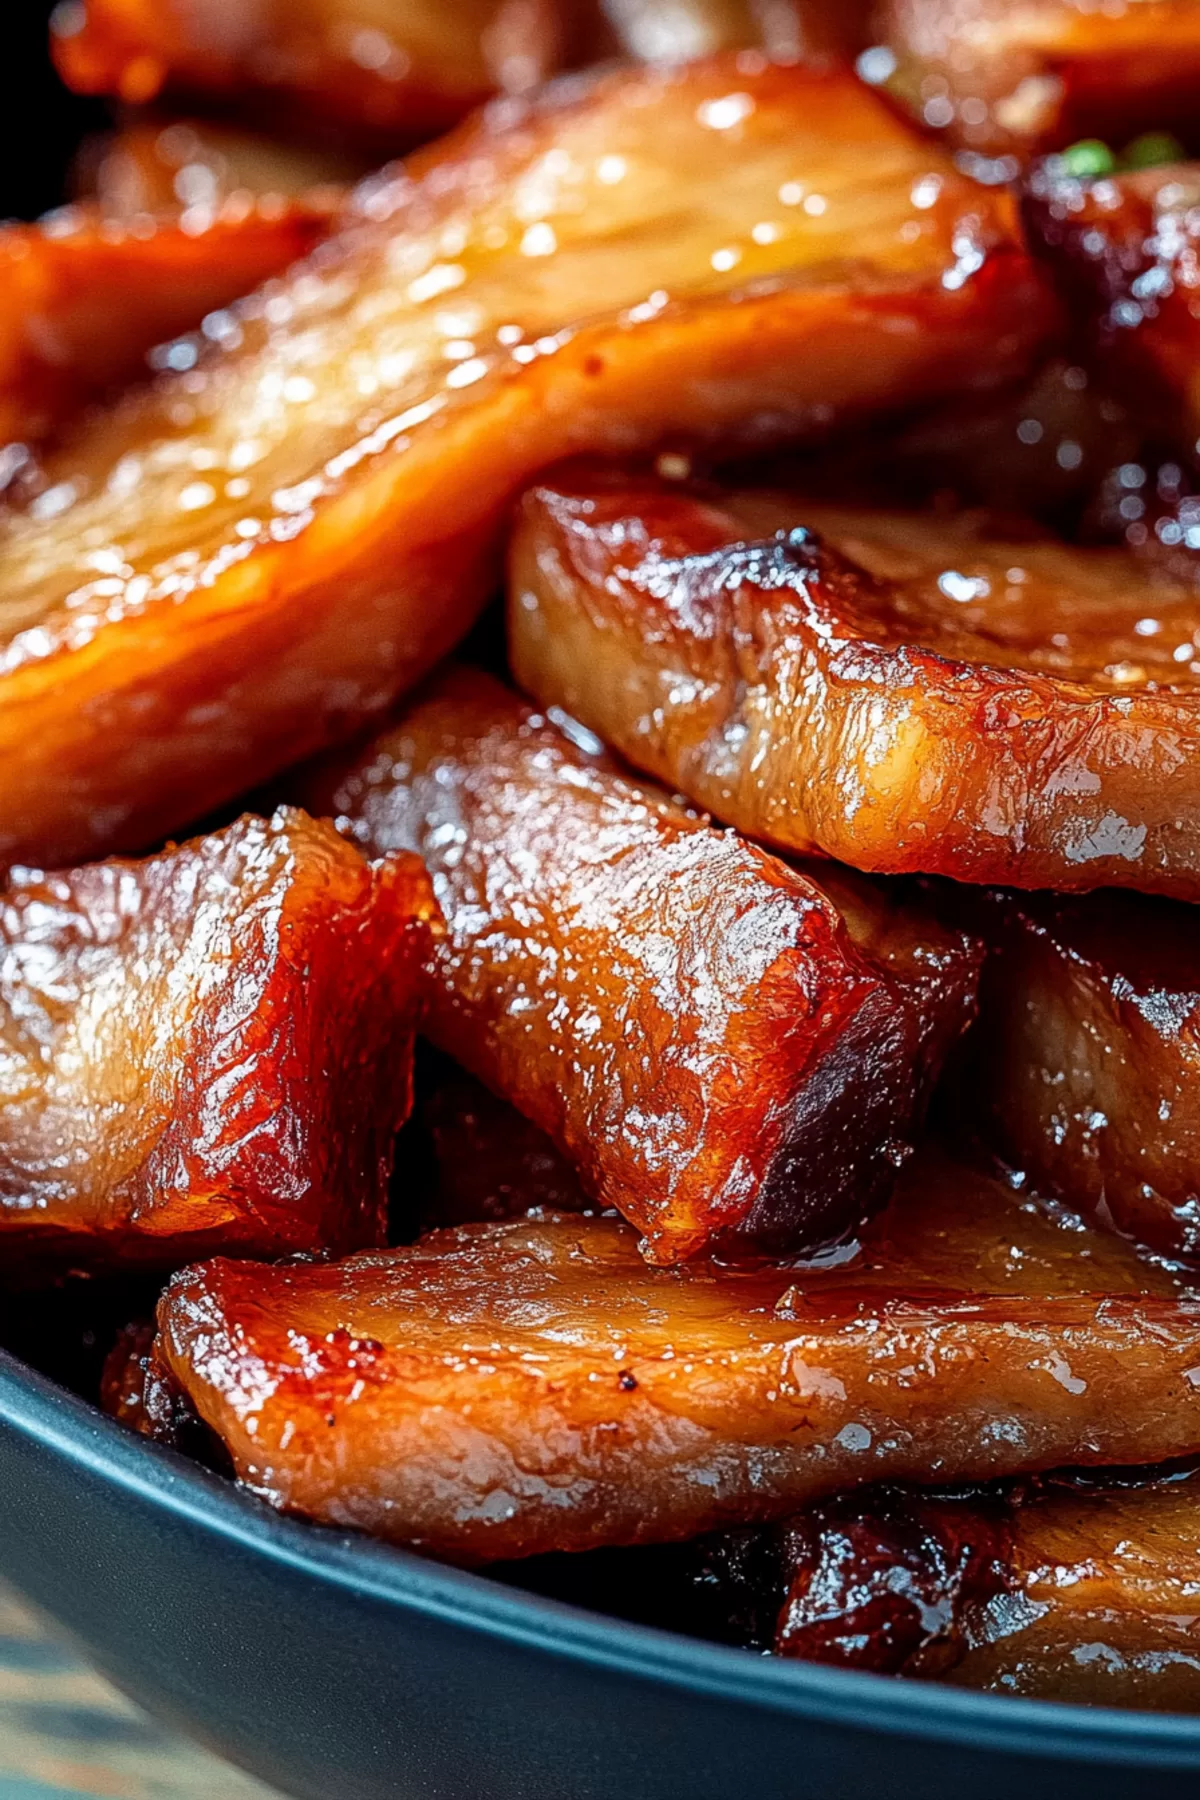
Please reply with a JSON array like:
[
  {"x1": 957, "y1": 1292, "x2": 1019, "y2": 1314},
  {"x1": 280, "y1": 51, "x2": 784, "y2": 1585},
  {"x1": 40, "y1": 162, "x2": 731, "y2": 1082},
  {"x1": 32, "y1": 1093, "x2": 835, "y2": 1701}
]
[
  {"x1": 302, "y1": 665, "x2": 938, "y2": 1262},
  {"x1": 0, "y1": 55, "x2": 1052, "y2": 870},
  {"x1": 874, "y1": 0, "x2": 1200, "y2": 158},
  {"x1": 144, "y1": 1153, "x2": 1200, "y2": 1563},
  {"x1": 971, "y1": 889, "x2": 1200, "y2": 1261},
  {"x1": 0, "y1": 809, "x2": 437, "y2": 1274},
  {"x1": 510, "y1": 466, "x2": 1200, "y2": 897}
]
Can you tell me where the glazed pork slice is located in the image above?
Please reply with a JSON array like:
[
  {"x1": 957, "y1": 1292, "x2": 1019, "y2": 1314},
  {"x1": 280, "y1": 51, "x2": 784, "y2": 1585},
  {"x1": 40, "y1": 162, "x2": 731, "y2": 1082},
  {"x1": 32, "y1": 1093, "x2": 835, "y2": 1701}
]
[
  {"x1": 52, "y1": 0, "x2": 560, "y2": 151},
  {"x1": 148, "y1": 1153, "x2": 1200, "y2": 1563},
  {"x1": 971, "y1": 889, "x2": 1200, "y2": 1262},
  {"x1": 0, "y1": 198, "x2": 333, "y2": 446},
  {"x1": 0, "y1": 808, "x2": 437, "y2": 1274},
  {"x1": 301, "y1": 665, "x2": 971, "y2": 1261},
  {"x1": 510, "y1": 466, "x2": 1200, "y2": 897},
  {"x1": 873, "y1": 0, "x2": 1200, "y2": 158},
  {"x1": 722, "y1": 1470, "x2": 1200, "y2": 1708},
  {"x1": 0, "y1": 53, "x2": 1052, "y2": 870},
  {"x1": 1029, "y1": 160, "x2": 1200, "y2": 450}
]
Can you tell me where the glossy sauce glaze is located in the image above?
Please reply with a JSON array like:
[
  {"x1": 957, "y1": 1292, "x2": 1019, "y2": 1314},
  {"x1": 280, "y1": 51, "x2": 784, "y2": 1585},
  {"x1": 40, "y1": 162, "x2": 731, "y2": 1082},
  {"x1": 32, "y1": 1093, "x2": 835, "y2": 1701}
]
[
  {"x1": 144, "y1": 1152, "x2": 1200, "y2": 1563},
  {"x1": 874, "y1": 0, "x2": 1200, "y2": 159},
  {"x1": 510, "y1": 465, "x2": 1200, "y2": 895},
  {"x1": 971, "y1": 887, "x2": 1200, "y2": 1261},
  {"x1": 301, "y1": 665, "x2": 929, "y2": 1263},
  {"x1": 0, "y1": 197, "x2": 335, "y2": 446},
  {"x1": 0, "y1": 809, "x2": 438, "y2": 1273},
  {"x1": 0, "y1": 54, "x2": 1052, "y2": 869},
  {"x1": 52, "y1": 0, "x2": 560, "y2": 150},
  {"x1": 83, "y1": 115, "x2": 365, "y2": 218}
]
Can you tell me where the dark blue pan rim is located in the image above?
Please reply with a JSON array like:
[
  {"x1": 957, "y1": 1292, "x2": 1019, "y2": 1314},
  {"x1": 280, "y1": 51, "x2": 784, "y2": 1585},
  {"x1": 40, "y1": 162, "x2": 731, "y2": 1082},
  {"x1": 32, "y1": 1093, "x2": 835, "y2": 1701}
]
[{"x1": 4, "y1": 1347, "x2": 1200, "y2": 1771}]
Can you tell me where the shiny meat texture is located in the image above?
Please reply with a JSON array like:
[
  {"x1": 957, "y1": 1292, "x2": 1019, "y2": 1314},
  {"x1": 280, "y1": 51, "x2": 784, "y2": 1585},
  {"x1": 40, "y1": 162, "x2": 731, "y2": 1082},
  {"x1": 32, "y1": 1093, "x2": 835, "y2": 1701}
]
[
  {"x1": 83, "y1": 116, "x2": 365, "y2": 218},
  {"x1": 0, "y1": 199, "x2": 332, "y2": 446},
  {"x1": 101, "y1": 1320, "x2": 203, "y2": 1447},
  {"x1": 301, "y1": 665, "x2": 922, "y2": 1263},
  {"x1": 0, "y1": 55, "x2": 1052, "y2": 869},
  {"x1": 766, "y1": 1471, "x2": 1200, "y2": 1708},
  {"x1": 874, "y1": 0, "x2": 1200, "y2": 158},
  {"x1": 0, "y1": 809, "x2": 438, "y2": 1274},
  {"x1": 510, "y1": 466, "x2": 1200, "y2": 896},
  {"x1": 52, "y1": 0, "x2": 561, "y2": 150},
  {"x1": 597, "y1": 0, "x2": 871, "y2": 61},
  {"x1": 1028, "y1": 161, "x2": 1200, "y2": 449},
  {"x1": 152, "y1": 1153, "x2": 1200, "y2": 1562},
  {"x1": 418, "y1": 1069, "x2": 589, "y2": 1230},
  {"x1": 972, "y1": 889, "x2": 1200, "y2": 1261}
]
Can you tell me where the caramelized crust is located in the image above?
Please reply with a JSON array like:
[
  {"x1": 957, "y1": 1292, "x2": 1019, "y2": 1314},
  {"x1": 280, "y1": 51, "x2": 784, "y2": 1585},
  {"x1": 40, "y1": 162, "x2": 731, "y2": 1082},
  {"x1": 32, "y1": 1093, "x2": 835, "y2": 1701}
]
[
  {"x1": 0, "y1": 809, "x2": 437, "y2": 1272},
  {"x1": 418, "y1": 1070, "x2": 588, "y2": 1230},
  {"x1": 510, "y1": 466, "x2": 1200, "y2": 896},
  {"x1": 0, "y1": 199, "x2": 333, "y2": 446},
  {"x1": 52, "y1": 0, "x2": 560, "y2": 150},
  {"x1": 152, "y1": 1153, "x2": 1200, "y2": 1562},
  {"x1": 1029, "y1": 162, "x2": 1200, "y2": 447},
  {"x1": 0, "y1": 56, "x2": 1051, "y2": 868},
  {"x1": 302, "y1": 666, "x2": 922, "y2": 1262},
  {"x1": 875, "y1": 0, "x2": 1200, "y2": 157},
  {"x1": 84, "y1": 116, "x2": 364, "y2": 219},
  {"x1": 770, "y1": 1471, "x2": 1200, "y2": 1708},
  {"x1": 973, "y1": 889, "x2": 1200, "y2": 1261}
]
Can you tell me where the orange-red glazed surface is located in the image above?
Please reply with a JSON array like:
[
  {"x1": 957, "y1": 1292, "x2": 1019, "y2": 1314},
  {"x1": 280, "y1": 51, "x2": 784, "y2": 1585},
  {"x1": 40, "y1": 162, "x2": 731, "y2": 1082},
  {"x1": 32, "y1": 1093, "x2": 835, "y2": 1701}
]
[
  {"x1": 0, "y1": 55, "x2": 1051, "y2": 870},
  {"x1": 510, "y1": 466, "x2": 1200, "y2": 896},
  {"x1": 0, "y1": 809, "x2": 438, "y2": 1273},
  {"x1": 875, "y1": 0, "x2": 1200, "y2": 157},
  {"x1": 302, "y1": 666, "x2": 925, "y2": 1262},
  {"x1": 149, "y1": 1152, "x2": 1200, "y2": 1562}
]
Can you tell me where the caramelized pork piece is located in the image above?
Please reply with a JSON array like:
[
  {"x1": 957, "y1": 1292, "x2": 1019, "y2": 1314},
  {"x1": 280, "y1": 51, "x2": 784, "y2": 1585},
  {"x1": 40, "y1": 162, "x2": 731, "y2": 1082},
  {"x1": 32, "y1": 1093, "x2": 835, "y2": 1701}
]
[
  {"x1": 1029, "y1": 161, "x2": 1200, "y2": 449},
  {"x1": 0, "y1": 199, "x2": 333, "y2": 447},
  {"x1": 874, "y1": 0, "x2": 1200, "y2": 159},
  {"x1": 52, "y1": 0, "x2": 560, "y2": 150},
  {"x1": 972, "y1": 889, "x2": 1200, "y2": 1261},
  {"x1": 84, "y1": 116, "x2": 363, "y2": 219},
  {"x1": 511, "y1": 466, "x2": 1200, "y2": 897},
  {"x1": 0, "y1": 809, "x2": 437, "y2": 1273},
  {"x1": 0, "y1": 56, "x2": 1051, "y2": 869},
  {"x1": 754, "y1": 1471, "x2": 1200, "y2": 1707},
  {"x1": 419, "y1": 1070, "x2": 588, "y2": 1230},
  {"x1": 151, "y1": 1153, "x2": 1200, "y2": 1562},
  {"x1": 303, "y1": 666, "x2": 922, "y2": 1262},
  {"x1": 101, "y1": 1321, "x2": 197, "y2": 1445}
]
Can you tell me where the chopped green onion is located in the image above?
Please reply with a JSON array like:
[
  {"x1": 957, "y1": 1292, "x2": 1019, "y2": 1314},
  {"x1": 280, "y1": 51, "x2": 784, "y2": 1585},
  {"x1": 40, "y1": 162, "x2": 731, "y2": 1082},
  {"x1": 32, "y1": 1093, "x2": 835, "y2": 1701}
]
[
  {"x1": 1122, "y1": 131, "x2": 1186, "y2": 170},
  {"x1": 1058, "y1": 138, "x2": 1116, "y2": 178}
]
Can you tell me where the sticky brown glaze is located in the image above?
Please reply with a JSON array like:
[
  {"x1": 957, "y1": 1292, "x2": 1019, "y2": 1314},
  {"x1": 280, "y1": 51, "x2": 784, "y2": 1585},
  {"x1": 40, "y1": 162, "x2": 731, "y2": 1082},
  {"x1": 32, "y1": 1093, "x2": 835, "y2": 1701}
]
[
  {"x1": 83, "y1": 116, "x2": 365, "y2": 219},
  {"x1": 302, "y1": 665, "x2": 920, "y2": 1263},
  {"x1": 419, "y1": 1069, "x2": 589, "y2": 1230},
  {"x1": 52, "y1": 0, "x2": 561, "y2": 152},
  {"x1": 152, "y1": 1152, "x2": 1200, "y2": 1563},
  {"x1": 511, "y1": 466, "x2": 1200, "y2": 897},
  {"x1": 0, "y1": 198, "x2": 334, "y2": 447},
  {"x1": 972, "y1": 889, "x2": 1200, "y2": 1261},
  {"x1": 0, "y1": 55, "x2": 1052, "y2": 870},
  {"x1": 0, "y1": 809, "x2": 438, "y2": 1274},
  {"x1": 1029, "y1": 161, "x2": 1200, "y2": 450},
  {"x1": 101, "y1": 1320, "x2": 198, "y2": 1445},
  {"x1": 874, "y1": 0, "x2": 1200, "y2": 159},
  {"x1": 769, "y1": 1470, "x2": 1200, "y2": 1708}
]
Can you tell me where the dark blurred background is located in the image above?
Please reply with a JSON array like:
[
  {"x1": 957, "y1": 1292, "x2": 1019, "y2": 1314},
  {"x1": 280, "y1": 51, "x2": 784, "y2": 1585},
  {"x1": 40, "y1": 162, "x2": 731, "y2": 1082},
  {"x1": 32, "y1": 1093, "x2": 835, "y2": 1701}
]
[{"x1": 5, "y1": 1, "x2": 106, "y2": 219}]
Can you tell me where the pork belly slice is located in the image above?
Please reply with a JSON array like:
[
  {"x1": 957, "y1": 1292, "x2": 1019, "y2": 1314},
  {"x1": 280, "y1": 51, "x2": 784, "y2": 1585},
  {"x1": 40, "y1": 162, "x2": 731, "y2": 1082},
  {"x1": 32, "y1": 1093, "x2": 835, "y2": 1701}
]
[
  {"x1": 0, "y1": 54, "x2": 1051, "y2": 870},
  {"x1": 720, "y1": 1469, "x2": 1200, "y2": 1708},
  {"x1": 149, "y1": 1154, "x2": 1200, "y2": 1563},
  {"x1": 1029, "y1": 160, "x2": 1200, "y2": 450},
  {"x1": 0, "y1": 198, "x2": 334, "y2": 447},
  {"x1": 874, "y1": 0, "x2": 1200, "y2": 158},
  {"x1": 511, "y1": 466, "x2": 1200, "y2": 897},
  {"x1": 971, "y1": 889, "x2": 1200, "y2": 1262},
  {"x1": 52, "y1": 0, "x2": 560, "y2": 151},
  {"x1": 0, "y1": 809, "x2": 437, "y2": 1273},
  {"x1": 302, "y1": 665, "x2": 977, "y2": 1260}
]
